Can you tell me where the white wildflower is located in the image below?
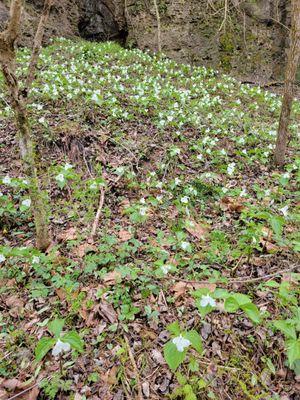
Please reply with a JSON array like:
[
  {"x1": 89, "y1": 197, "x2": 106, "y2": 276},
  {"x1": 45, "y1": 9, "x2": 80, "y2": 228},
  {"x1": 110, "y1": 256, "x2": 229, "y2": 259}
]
[
  {"x1": 3, "y1": 176, "x2": 11, "y2": 185},
  {"x1": 196, "y1": 154, "x2": 203, "y2": 161},
  {"x1": 139, "y1": 207, "x2": 147, "y2": 216},
  {"x1": 64, "y1": 163, "x2": 73, "y2": 170},
  {"x1": 52, "y1": 339, "x2": 71, "y2": 357},
  {"x1": 227, "y1": 163, "x2": 235, "y2": 176},
  {"x1": 140, "y1": 198, "x2": 146, "y2": 204},
  {"x1": 161, "y1": 264, "x2": 172, "y2": 274},
  {"x1": 181, "y1": 196, "x2": 189, "y2": 204},
  {"x1": 279, "y1": 205, "x2": 289, "y2": 217},
  {"x1": 181, "y1": 241, "x2": 190, "y2": 250},
  {"x1": 174, "y1": 177, "x2": 181, "y2": 185},
  {"x1": 200, "y1": 294, "x2": 216, "y2": 308},
  {"x1": 22, "y1": 198, "x2": 31, "y2": 208},
  {"x1": 0, "y1": 254, "x2": 6, "y2": 263},
  {"x1": 172, "y1": 335, "x2": 191, "y2": 352},
  {"x1": 55, "y1": 174, "x2": 65, "y2": 183},
  {"x1": 32, "y1": 256, "x2": 40, "y2": 264}
]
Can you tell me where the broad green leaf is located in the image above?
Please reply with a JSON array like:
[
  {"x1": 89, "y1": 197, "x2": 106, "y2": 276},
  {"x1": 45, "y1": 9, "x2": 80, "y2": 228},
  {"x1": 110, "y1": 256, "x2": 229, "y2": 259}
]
[
  {"x1": 286, "y1": 338, "x2": 300, "y2": 368},
  {"x1": 273, "y1": 320, "x2": 297, "y2": 339},
  {"x1": 62, "y1": 331, "x2": 84, "y2": 353},
  {"x1": 184, "y1": 330, "x2": 203, "y2": 354},
  {"x1": 232, "y1": 293, "x2": 251, "y2": 306},
  {"x1": 213, "y1": 288, "x2": 230, "y2": 299},
  {"x1": 224, "y1": 297, "x2": 239, "y2": 313},
  {"x1": 269, "y1": 215, "x2": 284, "y2": 238},
  {"x1": 35, "y1": 337, "x2": 56, "y2": 361},
  {"x1": 164, "y1": 341, "x2": 186, "y2": 371},
  {"x1": 241, "y1": 303, "x2": 261, "y2": 324},
  {"x1": 167, "y1": 321, "x2": 181, "y2": 336},
  {"x1": 48, "y1": 319, "x2": 65, "y2": 338}
]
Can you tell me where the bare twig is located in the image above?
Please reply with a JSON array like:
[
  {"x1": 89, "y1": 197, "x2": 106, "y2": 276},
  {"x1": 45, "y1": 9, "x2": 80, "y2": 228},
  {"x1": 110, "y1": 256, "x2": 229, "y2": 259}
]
[
  {"x1": 90, "y1": 187, "x2": 105, "y2": 241},
  {"x1": 168, "y1": 265, "x2": 298, "y2": 286},
  {"x1": 153, "y1": 0, "x2": 162, "y2": 53},
  {"x1": 124, "y1": 335, "x2": 143, "y2": 400},
  {"x1": 24, "y1": 0, "x2": 53, "y2": 96}
]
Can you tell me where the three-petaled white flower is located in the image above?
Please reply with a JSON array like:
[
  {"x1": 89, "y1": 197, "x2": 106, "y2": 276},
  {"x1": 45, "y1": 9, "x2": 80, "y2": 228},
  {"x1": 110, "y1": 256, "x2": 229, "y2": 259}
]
[
  {"x1": 279, "y1": 205, "x2": 289, "y2": 217},
  {"x1": 172, "y1": 335, "x2": 191, "y2": 352},
  {"x1": 3, "y1": 176, "x2": 11, "y2": 184},
  {"x1": 22, "y1": 199, "x2": 31, "y2": 208},
  {"x1": 227, "y1": 162, "x2": 235, "y2": 176},
  {"x1": 0, "y1": 254, "x2": 6, "y2": 263},
  {"x1": 161, "y1": 264, "x2": 172, "y2": 274},
  {"x1": 52, "y1": 339, "x2": 71, "y2": 357},
  {"x1": 56, "y1": 174, "x2": 65, "y2": 183},
  {"x1": 181, "y1": 241, "x2": 190, "y2": 250},
  {"x1": 199, "y1": 294, "x2": 216, "y2": 308},
  {"x1": 181, "y1": 196, "x2": 189, "y2": 204},
  {"x1": 32, "y1": 256, "x2": 40, "y2": 264},
  {"x1": 64, "y1": 163, "x2": 73, "y2": 170},
  {"x1": 139, "y1": 207, "x2": 147, "y2": 216}
]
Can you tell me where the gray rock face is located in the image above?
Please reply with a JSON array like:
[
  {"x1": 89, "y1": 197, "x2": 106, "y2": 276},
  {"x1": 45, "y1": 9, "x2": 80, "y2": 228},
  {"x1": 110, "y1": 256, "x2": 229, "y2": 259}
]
[
  {"x1": 78, "y1": 0, "x2": 123, "y2": 41},
  {"x1": 0, "y1": 0, "x2": 292, "y2": 80}
]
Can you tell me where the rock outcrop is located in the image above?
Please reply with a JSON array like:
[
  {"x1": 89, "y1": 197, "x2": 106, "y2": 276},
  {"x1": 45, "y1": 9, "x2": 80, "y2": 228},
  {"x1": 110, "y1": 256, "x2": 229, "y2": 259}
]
[{"x1": 0, "y1": 0, "x2": 292, "y2": 80}]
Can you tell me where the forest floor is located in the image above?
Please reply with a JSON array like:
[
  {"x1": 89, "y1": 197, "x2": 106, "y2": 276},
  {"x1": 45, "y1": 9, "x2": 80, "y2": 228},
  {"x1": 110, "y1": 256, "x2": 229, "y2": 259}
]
[{"x1": 0, "y1": 38, "x2": 299, "y2": 400}]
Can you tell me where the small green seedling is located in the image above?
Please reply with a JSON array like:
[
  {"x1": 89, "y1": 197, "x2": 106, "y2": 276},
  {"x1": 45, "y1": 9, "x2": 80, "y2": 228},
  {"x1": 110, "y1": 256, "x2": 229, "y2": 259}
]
[{"x1": 163, "y1": 321, "x2": 203, "y2": 371}]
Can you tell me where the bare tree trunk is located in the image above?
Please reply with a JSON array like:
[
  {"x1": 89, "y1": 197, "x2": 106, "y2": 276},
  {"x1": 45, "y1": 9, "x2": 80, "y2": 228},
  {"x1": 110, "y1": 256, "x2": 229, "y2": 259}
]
[
  {"x1": 153, "y1": 0, "x2": 162, "y2": 53},
  {"x1": 0, "y1": 0, "x2": 52, "y2": 250},
  {"x1": 274, "y1": 0, "x2": 300, "y2": 166}
]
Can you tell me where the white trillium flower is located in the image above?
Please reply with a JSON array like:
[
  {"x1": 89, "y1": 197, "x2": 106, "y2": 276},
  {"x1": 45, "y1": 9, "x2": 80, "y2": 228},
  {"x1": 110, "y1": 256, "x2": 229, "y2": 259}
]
[
  {"x1": 0, "y1": 192, "x2": 3, "y2": 197},
  {"x1": 181, "y1": 196, "x2": 189, "y2": 204},
  {"x1": 279, "y1": 205, "x2": 289, "y2": 217},
  {"x1": 22, "y1": 199, "x2": 31, "y2": 208},
  {"x1": 0, "y1": 254, "x2": 6, "y2": 263},
  {"x1": 3, "y1": 176, "x2": 11, "y2": 185},
  {"x1": 22, "y1": 179, "x2": 29, "y2": 185},
  {"x1": 200, "y1": 294, "x2": 216, "y2": 308},
  {"x1": 56, "y1": 174, "x2": 65, "y2": 183},
  {"x1": 139, "y1": 207, "x2": 147, "y2": 216},
  {"x1": 227, "y1": 163, "x2": 235, "y2": 176},
  {"x1": 32, "y1": 256, "x2": 40, "y2": 264},
  {"x1": 161, "y1": 264, "x2": 172, "y2": 274},
  {"x1": 64, "y1": 163, "x2": 73, "y2": 170},
  {"x1": 52, "y1": 339, "x2": 71, "y2": 356},
  {"x1": 196, "y1": 154, "x2": 203, "y2": 161},
  {"x1": 174, "y1": 177, "x2": 181, "y2": 185},
  {"x1": 181, "y1": 241, "x2": 190, "y2": 250},
  {"x1": 140, "y1": 197, "x2": 146, "y2": 204},
  {"x1": 172, "y1": 335, "x2": 191, "y2": 352}
]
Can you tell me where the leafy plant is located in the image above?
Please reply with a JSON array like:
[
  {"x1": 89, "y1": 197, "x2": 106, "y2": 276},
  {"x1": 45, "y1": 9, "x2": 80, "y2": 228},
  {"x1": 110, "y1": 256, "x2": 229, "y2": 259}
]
[
  {"x1": 35, "y1": 319, "x2": 84, "y2": 362},
  {"x1": 163, "y1": 321, "x2": 203, "y2": 371}
]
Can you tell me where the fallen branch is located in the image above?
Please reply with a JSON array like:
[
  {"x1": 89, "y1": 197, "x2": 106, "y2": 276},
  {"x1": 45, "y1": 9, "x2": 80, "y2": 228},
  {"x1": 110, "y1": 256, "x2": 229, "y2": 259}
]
[
  {"x1": 124, "y1": 335, "x2": 143, "y2": 400},
  {"x1": 89, "y1": 187, "x2": 105, "y2": 241}
]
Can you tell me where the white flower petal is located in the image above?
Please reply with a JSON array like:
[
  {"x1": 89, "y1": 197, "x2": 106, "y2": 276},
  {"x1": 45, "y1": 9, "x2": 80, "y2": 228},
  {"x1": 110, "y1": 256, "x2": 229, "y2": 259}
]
[
  {"x1": 52, "y1": 339, "x2": 71, "y2": 356},
  {"x1": 0, "y1": 254, "x2": 6, "y2": 263},
  {"x1": 172, "y1": 335, "x2": 191, "y2": 352}
]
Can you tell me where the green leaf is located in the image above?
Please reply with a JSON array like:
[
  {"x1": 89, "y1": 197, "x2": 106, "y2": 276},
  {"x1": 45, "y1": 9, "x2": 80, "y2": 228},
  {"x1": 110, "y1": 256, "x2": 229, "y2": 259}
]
[
  {"x1": 269, "y1": 215, "x2": 284, "y2": 238},
  {"x1": 232, "y1": 293, "x2": 251, "y2": 306},
  {"x1": 273, "y1": 320, "x2": 297, "y2": 339},
  {"x1": 224, "y1": 297, "x2": 239, "y2": 313},
  {"x1": 167, "y1": 321, "x2": 181, "y2": 336},
  {"x1": 184, "y1": 330, "x2": 203, "y2": 354},
  {"x1": 62, "y1": 331, "x2": 84, "y2": 353},
  {"x1": 241, "y1": 303, "x2": 261, "y2": 324},
  {"x1": 35, "y1": 337, "x2": 56, "y2": 361},
  {"x1": 164, "y1": 341, "x2": 186, "y2": 371},
  {"x1": 48, "y1": 319, "x2": 65, "y2": 338},
  {"x1": 196, "y1": 299, "x2": 214, "y2": 318},
  {"x1": 286, "y1": 338, "x2": 300, "y2": 368}
]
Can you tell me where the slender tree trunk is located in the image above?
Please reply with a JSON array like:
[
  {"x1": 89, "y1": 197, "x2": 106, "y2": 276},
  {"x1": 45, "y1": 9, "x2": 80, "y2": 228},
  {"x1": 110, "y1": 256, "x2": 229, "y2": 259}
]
[
  {"x1": 153, "y1": 0, "x2": 162, "y2": 53},
  {"x1": 0, "y1": 0, "x2": 52, "y2": 250},
  {"x1": 274, "y1": 0, "x2": 300, "y2": 166}
]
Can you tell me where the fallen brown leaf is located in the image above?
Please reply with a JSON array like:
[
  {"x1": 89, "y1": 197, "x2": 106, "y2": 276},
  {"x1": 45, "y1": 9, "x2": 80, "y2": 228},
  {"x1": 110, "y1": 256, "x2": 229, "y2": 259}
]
[
  {"x1": 118, "y1": 230, "x2": 132, "y2": 242},
  {"x1": 186, "y1": 219, "x2": 209, "y2": 240},
  {"x1": 103, "y1": 270, "x2": 121, "y2": 285}
]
